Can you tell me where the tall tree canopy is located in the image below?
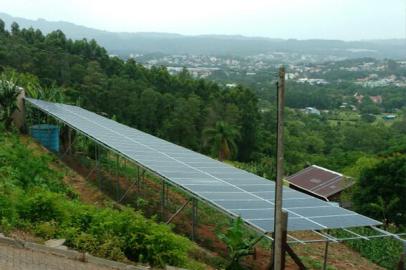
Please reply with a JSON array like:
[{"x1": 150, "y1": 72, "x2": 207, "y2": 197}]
[{"x1": 353, "y1": 155, "x2": 406, "y2": 227}]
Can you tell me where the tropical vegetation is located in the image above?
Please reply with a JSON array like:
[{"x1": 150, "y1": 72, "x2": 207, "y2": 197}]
[{"x1": 0, "y1": 20, "x2": 405, "y2": 269}]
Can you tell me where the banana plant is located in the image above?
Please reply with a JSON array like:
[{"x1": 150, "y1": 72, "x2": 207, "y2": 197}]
[
  {"x1": 217, "y1": 217, "x2": 263, "y2": 270},
  {"x1": 0, "y1": 77, "x2": 21, "y2": 130}
]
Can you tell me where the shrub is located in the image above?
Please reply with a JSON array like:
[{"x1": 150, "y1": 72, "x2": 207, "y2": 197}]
[
  {"x1": 34, "y1": 221, "x2": 58, "y2": 238},
  {"x1": 96, "y1": 236, "x2": 126, "y2": 261},
  {"x1": 18, "y1": 191, "x2": 67, "y2": 223}
]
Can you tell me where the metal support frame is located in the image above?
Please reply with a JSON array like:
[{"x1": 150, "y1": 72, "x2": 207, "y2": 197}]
[
  {"x1": 165, "y1": 197, "x2": 197, "y2": 241},
  {"x1": 139, "y1": 169, "x2": 145, "y2": 194},
  {"x1": 95, "y1": 144, "x2": 101, "y2": 190},
  {"x1": 342, "y1": 228, "x2": 369, "y2": 240},
  {"x1": 192, "y1": 198, "x2": 198, "y2": 241},
  {"x1": 322, "y1": 230, "x2": 330, "y2": 270},
  {"x1": 115, "y1": 154, "x2": 120, "y2": 201},
  {"x1": 371, "y1": 226, "x2": 406, "y2": 270},
  {"x1": 118, "y1": 178, "x2": 137, "y2": 203},
  {"x1": 166, "y1": 198, "x2": 192, "y2": 224},
  {"x1": 137, "y1": 167, "x2": 141, "y2": 193},
  {"x1": 160, "y1": 180, "x2": 165, "y2": 219},
  {"x1": 285, "y1": 244, "x2": 307, "y2": 270}
]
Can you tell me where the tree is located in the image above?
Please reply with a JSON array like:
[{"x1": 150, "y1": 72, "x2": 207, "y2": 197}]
[
  {"x1": 0, "y1": 76, "x2": 21, "y2": 130},
  {"x1": 0, "y1": 19, "x2": 5, "y2": 33},
  {"x1": 359, "y1": 98, "x2": 381, "y2": 115},
  {"x1": 11, "y1": 22, "x2": 20, "y2": 36},
  {"x1": 353, "y1": 155, "x2": 406, "y2": 226},
  {"x1": 81, "y1": 61, "x2": 108, "y2": 111},
  {"x1": 361, "y1": 113, "x2": 376, "y2": 123},
  {"x1": 226, "y1": 86, "x2": 259, "y2": 161},
  {"x1": 203, "y1": 121, "x2": 240, "y2": 161},
  {"x1": 137, "y1": 88, "x2": 162, "y2": 132},
  {"x1": 162, "y1": 95, "x2": 202, "y2": 150}
]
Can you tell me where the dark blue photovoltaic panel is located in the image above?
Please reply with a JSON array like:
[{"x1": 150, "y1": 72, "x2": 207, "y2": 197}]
[{"x1": 25, "y1": 98, "x2": 381, "y2": 232}]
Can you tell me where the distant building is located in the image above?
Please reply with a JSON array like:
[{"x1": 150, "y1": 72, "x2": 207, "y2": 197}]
[
  {"x1": 297, "y1": 78, "x2": 328, "y2": 85},
  {"x1": 285, "y1": 73, "x2": 297, "y2": 80},
  {"x1": 370, "y1": 95, "x2": 383, "y2": 104},
  {"x1": 354, "y1": 92, "x2": 364, "y2": 103},
  {"x1": 226, "y1": 83, "x2": 238, "y2": 88},
  {"x1": 286, "y1": 165, "x2": 354, "y2": 201},
  {"x1": 304, "y1": 107, "x2": 321, "y2": 115},
  {"x1": 383, "y1": 114, "x2": 396, "y2": 120}
]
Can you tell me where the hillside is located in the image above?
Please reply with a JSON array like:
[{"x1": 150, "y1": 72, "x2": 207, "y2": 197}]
[
  {"x1": 0, "y1": 128, "x2": 209, "y2": 269},
  {"x1": 1, "y1": 12, "x2": 406, "y2": 58}
]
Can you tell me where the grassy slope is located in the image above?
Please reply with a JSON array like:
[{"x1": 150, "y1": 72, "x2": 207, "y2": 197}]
[{"x1": 0, "y1": 130, "x2": 208, "y2": 269}]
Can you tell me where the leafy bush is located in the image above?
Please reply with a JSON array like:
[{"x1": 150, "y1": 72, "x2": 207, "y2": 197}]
[{"x1": 19, "y1": 191, "x2": 66, "y2": 223}]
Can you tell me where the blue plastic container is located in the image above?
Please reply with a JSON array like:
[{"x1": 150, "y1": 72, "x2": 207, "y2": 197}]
[{"x1": 30, "y1": 124, "x2": 60, "y2": 153}]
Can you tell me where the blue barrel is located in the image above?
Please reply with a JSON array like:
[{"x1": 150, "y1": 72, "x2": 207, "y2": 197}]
[{"x1": 30, "y1": 124, "x2": 60, "y2": 153}]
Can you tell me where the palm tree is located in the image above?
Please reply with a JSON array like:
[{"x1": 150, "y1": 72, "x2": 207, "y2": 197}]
[{"x1": 203, "y1": 121, "x2": 240, "y2": 161}]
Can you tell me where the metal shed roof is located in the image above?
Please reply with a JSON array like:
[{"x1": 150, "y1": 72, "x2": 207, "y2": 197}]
[{"x1": 286, "y1": 165, "x2": 354, "y2": 200}]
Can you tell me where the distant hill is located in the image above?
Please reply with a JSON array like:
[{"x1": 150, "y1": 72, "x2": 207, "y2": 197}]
[{"x1": 1, "y1": 12, "x2": 405, "y2": 59}]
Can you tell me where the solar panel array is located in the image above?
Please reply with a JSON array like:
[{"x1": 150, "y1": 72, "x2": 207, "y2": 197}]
[{"x1": 25, "y1": 98, "x2": 381, "y2": 232}]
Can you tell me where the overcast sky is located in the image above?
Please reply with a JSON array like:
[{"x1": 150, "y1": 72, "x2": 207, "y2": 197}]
[{"x1": 1, "y1": 0, "x2": 406, "y2": 40}]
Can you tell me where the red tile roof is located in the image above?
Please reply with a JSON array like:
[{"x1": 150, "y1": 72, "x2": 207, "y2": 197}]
[{"x1": 286, "y1": 165, "x2": 353, "y2": 200}]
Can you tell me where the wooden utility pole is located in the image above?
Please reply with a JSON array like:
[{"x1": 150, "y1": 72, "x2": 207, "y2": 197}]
[{"x1": 273, "y1": 66, "x2": 286, "y2": 270}]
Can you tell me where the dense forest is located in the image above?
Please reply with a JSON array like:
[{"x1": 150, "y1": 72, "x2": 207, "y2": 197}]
[{"x1": 0, "y1": 21, "x2": 405, "y2": 235}]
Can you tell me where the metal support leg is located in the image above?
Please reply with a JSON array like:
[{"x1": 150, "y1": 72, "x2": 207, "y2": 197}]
[
  {"x1": 166, "y1": 198, "x2": 192, "y2": 224},
  {"x1": 95, "y1": 144, "x2": 101, "y2": 190},
  {"x1": 192, "y1": 198, "x2": 198, "y2": 241},
  {"x1": 67, "y1": 128, "x2": 71, "y2": 155},
  {"x1": 116, "y1": 155, "x2": 120, "y2": 201},
  {"x1": 164, "y1": 183, "x2": 168, "y2": 207},
  {"x1": 118, "y1": 178, "x2": 137, "y2": 203},
  {"x1": 161, "y1": 180, "x2": 165, "y2": 219},
  {"x1": 323, "y1": 238, "x2": 330, "y2": 270},
  {"x1": 140, "y1": 169, "x2": 145, "y2": 193},
  {"x1": 136, "y1": 167, "x2": 140, "y2": 193}
]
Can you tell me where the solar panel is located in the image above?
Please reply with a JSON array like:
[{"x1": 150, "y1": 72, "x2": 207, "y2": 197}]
[{"x1": 25, "y1": 98, "x2": 381, "y2": 232}]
